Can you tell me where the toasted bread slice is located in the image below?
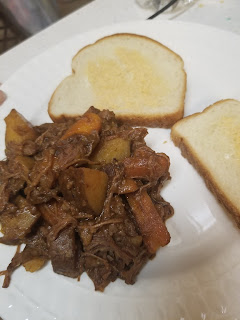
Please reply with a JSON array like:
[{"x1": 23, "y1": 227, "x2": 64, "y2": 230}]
[
  {"x1": 171, "y1": 99, "x2": 240, "y2": 225},
  {"x1": 48, "y1": 33, "x2": 186, "y2": 127}
]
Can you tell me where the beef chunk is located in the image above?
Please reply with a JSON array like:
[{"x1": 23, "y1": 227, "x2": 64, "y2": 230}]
[{"x1": 49, "y1": 226, "x2": 80, "y2": 278}]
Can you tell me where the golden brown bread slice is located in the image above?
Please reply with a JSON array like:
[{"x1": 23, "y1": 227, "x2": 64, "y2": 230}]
[
  {"x1": 48, "y1": 33, "x2": 186, "y2": 127},
  {"x1": 171, "y1": 99, "x2": 240, "y2": 225}
]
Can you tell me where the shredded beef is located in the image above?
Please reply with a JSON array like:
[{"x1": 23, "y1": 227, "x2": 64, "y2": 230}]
[{"x1": 0, "y1": 107, "x2": 173, "y2": 291}]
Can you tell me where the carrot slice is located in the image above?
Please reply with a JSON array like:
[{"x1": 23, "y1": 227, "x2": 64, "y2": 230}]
[
  {"x1": 126, "y1": 189, "x2": 170, "y2": 253},
  {"x1": 123, "y1": 148, "x2": 169, "y2": 181},
  {"x1": 61, "y1": 113, "x2": 101, "y2": 140}
]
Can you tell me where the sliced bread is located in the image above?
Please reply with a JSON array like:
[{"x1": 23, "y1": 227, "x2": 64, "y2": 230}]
[
  {"x1": 171, "y1": 99, "x2": 240, "y2": 225},
  {"x1": 48, "y1": 33, "x2": 186, "y2": 127}
]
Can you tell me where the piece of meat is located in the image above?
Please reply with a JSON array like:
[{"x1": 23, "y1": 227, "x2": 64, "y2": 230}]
[
  {"x1": 79, "y1": 193, "x2": 151, "y2": 291},
  {"x1": 22, "y1": 140, "x2": 38, "y2": 156},
  {"x1": 0, "y1": 226, "x2": 49, "y2": 288},
  {"x1": 58, "y1": 167, "x2": 91, "y2": 213},
  {"x1": 48, "y1": 225, "x2": 80, "y2": 278},
  {"x1": 53, "y1": 132, "x2": 99, "y2": 171},
  {"x1": 0, "y1": 157, "x2": 32, "y2": 212},
  {"x1": 25, "y1": 149, "x2": 57, "y2": 204},
  {"x1": 0, "y1": 161, "x2": 10, "y2": 212},
  {"x1": 119, "y1": 247, "x2": 150, "y2": 285},
  {"x1": 0, "y1": 205, "x2": 40, "y2": 245},
  {"x1": 83, "y1": 253, "x2": 118, "y2": 291},
  {"x1": 149, "y1": 184, "x2": 174, "y2": 222},
  {"x1": 34, "y1": 121, "x2": 73, "y2": 151}
]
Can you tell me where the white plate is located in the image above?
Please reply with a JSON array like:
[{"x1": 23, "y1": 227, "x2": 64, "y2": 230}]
[{"x1": 1, "y1": 20, "x2": 240, "y2": 320}]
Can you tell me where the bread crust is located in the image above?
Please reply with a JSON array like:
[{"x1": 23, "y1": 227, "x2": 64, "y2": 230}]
[
  {"x1": 48, "y1": 33, "x2": 186, "y2": 127},
  {"x1": 171, "y1": 99, "x2": 240, "y2": 226},
  {"x1": 49, "y1": 105, "x2": 184, "y2": 128},
  {"x1": 71, "y1": 32, "x2": 185, "y2": 68}
]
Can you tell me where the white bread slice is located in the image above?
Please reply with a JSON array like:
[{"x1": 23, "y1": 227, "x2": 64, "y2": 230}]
[
  {"x1": 171, "y1": 99, "x2": 240, "y2": 225},
  {"x1": 48, "y1": 33, "x2": 186, "y2": 127}
]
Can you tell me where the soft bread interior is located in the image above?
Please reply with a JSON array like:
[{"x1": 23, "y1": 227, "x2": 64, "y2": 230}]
[
  {"x1": 171, "y1": 99, "x2": 240, "y2": 214},
  {"x1": 49, "y1": 33, "x2": 186, "y2": 124}
]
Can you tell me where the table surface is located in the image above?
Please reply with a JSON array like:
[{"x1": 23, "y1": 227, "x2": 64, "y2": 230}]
[{"x1": 0, "y1": 0, "x2": 239, "y2": 82}]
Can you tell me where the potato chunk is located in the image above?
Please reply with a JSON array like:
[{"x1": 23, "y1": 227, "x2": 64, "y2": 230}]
[
  {"x1": 24, "y1": 258, "x2": 46, "y2": 273},
  {"x1": 4, "y1": 109, "x2": 37, "y2": 147},
  {"x1": 82, "y1": 168, "x2": 108, "y2": 215},
  {"x1": 90, "y1": 137, "x2": 130, "y2": 165}
]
